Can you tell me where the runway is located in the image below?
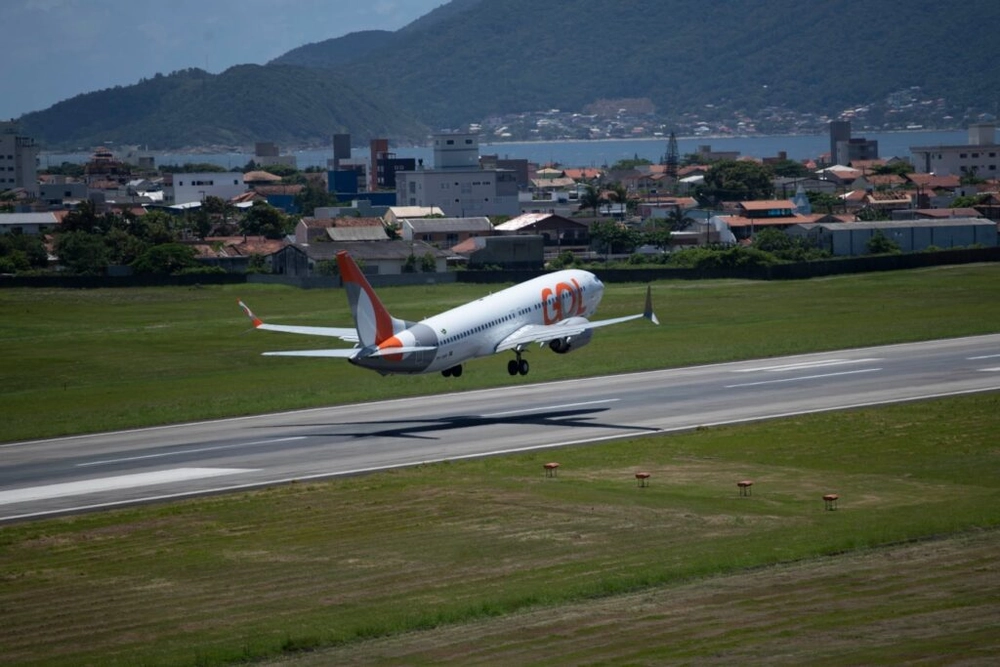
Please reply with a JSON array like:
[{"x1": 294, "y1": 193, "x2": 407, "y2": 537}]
[{"x1": 2, "y1": 334, "x2": 999, "y2": 522}]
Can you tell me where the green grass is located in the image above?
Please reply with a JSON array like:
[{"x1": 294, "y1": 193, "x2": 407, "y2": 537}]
[
  {"x1": 0, "y1": 392, "x2": 997, "y2": 665},
  {"x1": 1, "y1": 264, "x2": 999, "y2": 664},
  {"x1": 2, "y1": 263, "x2": 1000, "y2": 443}
]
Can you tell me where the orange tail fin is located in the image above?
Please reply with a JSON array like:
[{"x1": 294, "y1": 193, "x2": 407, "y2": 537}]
[{"x1": 336, "y1": 251, "x2": 405, "y2": 347}]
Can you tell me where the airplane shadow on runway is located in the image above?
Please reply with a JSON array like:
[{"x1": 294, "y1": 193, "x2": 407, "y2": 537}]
[{"x1": 258, "y1": 407, "x2": 661, "y2": 441}]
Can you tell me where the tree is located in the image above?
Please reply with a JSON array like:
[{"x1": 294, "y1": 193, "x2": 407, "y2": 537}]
[
  {"x1": 866, "y1": 229, "x2": 901, "y2": 254},
  {"x1": 642, "y1": 221, "x2": 673, "y2": 251},
  {"x1": 241, "y1": 202, "x2": 292, "y2": 239},
  {"x1": 130, "y1": 243, "x2": 199, "y2": 274},
  {"x1": 590, "y1": 220, "x2": 642, "y2": 256},
  {"x1": 55, "y1": 231, "x2": 110, "y2": 275},
  {"x1": 577, "y1": 184, "x2": 606, "y2": 217},
  {"x1": 0, "y1": 232, "x2": 48, "y2": 271},
  {"x1": 609, "y1": 157, "x2": 652, "y2": 171},
  {"x1": 606, "y1": 182, "x2": 637, "y2": 216},
  {"x1": 294, "y1": 180, "x2": 339, "y2": 216},
  {"x1": 665, "y1": 208, "x2": 697, "y2": 231},
  {"x1": 420, "y1": 252, "x2": 438, "y2": 273},
  {"x1": 806, "y1": 191, "x2": 842, "y2": 214},
  {"x1": 872, "y1": 162, "x2": 913, "y2": 176},
  {"x1": 751, "y1": 228, "x2": 829, "y2": 261},
  {"x1": 402, "y1": 253, "x2": 417, "y2": 273},
  {"x1": 770, "y1": 159, "x2": 811, "y2": 178},
  {"x1": 701, "y1": 160, "x2": 775, "y2": 204},
  {"x1": 60, "y1": 200, "x2": 103, "y2": 234}
]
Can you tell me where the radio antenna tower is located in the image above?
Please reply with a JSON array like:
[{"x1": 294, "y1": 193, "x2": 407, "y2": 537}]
[{"x1": 665, "y1": 131, "x2": 679, "y2": 181}]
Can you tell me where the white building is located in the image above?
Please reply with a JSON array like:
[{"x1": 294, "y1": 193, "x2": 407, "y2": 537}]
[
  {"x1": 394, "y1": 133, "x2": 520, "y2": 217},
  {"x1": 0, "y1": 212, "x2": 58, "y2": 235},
  {"x1": 162, "y1": 172, "x2": 247, "y2": 205},
  {"x1": 0, "y1": 121, "x2": 39, "y2": 197},
  {"x1": 910, "y1": 123, "x2": 999, "y2": 177}
]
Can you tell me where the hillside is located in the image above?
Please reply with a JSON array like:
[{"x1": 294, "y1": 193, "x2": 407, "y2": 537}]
[
  {"x1": 19, "y1": 65, "x2": 428, "y2": 150},
  {"x1": 345, "y1": 0, "x2": 1000, "y2": 128},
  {"x1": 18, "y1": 0, "x2": 1000, "y2": 150}
]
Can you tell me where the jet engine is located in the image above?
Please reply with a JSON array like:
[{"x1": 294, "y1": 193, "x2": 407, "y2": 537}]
[{"x1": 547, "y1": 322, "x2": 594, "y2": 354}]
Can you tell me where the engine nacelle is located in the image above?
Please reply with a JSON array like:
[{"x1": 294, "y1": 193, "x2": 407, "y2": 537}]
[{"x1": 548, "y1": 322, "x2": 594, "y2": 354}]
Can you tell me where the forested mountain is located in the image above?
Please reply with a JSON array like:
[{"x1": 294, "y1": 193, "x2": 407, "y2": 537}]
[
  {"x1": 346, "y1": 0, "x2": 1000, "y2": 129},
  {"x1": 18, "y1": 0, "x2": 1000, "y2": 150},
  {"x1": 20, "y1": 65, "x2": 426, "y2": 150}
]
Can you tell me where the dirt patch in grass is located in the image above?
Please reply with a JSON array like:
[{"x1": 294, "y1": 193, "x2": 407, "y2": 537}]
[{"x1": 274, "y1": 530, "x2": 1000, "y2": 666}]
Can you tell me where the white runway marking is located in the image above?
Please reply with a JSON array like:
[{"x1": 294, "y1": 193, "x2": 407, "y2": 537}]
[
  {"x1": 0, "y1": 468, "x2": 257, "y2": 506},
  {"x1": 76, "y1": 437, "x2": 307, "y2": 467},
  {"x1": 732, "y1": 358, "x2": 881, "y2": 373},
  {"x1": 482, "y1": 399, "x2": 619, "y2": 418},
  {"x1": 725, "y1": 368, "x2": 882, "y2": 388},
  {"x1": 979, "y1": 367, "x2": 1000, "y2": 372},
  {"x1": 968, "y1": 354, "x2": 1000, "y2": 360}
]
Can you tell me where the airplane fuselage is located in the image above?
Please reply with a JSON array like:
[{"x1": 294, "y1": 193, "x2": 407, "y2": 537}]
[{"x1": 350, "y1": 269, "x2": 604, "y2": 375}]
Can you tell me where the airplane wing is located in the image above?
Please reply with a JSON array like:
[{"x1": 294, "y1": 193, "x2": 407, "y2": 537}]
[
  {"x1": 496, "y1": 286, "x2": 659, "y2": 352},
  {"x1": 239, "y1": 300, "x2": 359, "y2": 343}
]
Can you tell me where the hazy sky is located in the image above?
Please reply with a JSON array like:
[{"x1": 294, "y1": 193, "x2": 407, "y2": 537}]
[{"x1": 2, "y1": 0, "x2": 445, "y2": 120}]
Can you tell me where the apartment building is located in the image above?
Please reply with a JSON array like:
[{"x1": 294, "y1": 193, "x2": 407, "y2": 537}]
[
  {"x1": 0, "y1": 121, "x2": 39, "y2": 197},
  {"x1": 910, "y1": 123, "x2": 999, "y2": 177}
]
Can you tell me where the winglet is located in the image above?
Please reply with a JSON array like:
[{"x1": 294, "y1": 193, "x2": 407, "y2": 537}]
[
  {"x1": 238, "y1": 300, "x2": 264, "y2": 328},
  {"x1": 644, "y1": 286, "x2": 659, "y2": 325}
]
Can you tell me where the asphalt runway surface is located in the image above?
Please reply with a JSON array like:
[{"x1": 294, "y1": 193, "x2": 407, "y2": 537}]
[{"x1": 2, "y1": 334, "x2": 998, "y2": 522}]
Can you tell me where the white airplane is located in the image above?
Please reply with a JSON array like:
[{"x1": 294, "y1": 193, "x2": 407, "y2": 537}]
[{"x1": 240, "y1": 250, "x2": 658, "y2": 378}]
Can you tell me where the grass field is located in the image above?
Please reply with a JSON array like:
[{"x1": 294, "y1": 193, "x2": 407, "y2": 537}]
[
  {"x1": 0, "y1": 393, "x2": 997, "y2": 665},
  {"x1": 2, "y1": 263, "x2": 1000, "y2": 443},
  {"x1": 0, "y1": 264, "x2": 998, "y2": 665}
]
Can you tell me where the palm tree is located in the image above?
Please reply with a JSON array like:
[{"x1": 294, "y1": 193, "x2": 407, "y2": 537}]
[
  {"x1": 665, "y1": 207, "x2": 696, "y2": 231},
  {"x1": 577, "y1": 184, "x2": 606, "y2": 217}
]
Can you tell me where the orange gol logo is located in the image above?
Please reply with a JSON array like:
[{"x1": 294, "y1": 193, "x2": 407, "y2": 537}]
[{"x1": 541, "y1": 279, "x2": 585, "y2": 324}]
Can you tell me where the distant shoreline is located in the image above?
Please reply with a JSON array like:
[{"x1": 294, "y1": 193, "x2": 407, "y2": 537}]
[{"x1": 39, "y1": 126, "x2": 968, "y2": 158}]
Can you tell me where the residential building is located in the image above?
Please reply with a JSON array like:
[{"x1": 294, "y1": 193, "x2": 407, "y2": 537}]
[
  {"x1": 398, "y1": 216, "x2": 493, "y2": 249},
  {"x1": 394, "y1": 133, "x2": 520, "y2": 217},
  {"x1": 162, "y1": 172, "x2": 247, "y2": 205},
  {"x1": 828, "y1": 120, "x2": 879, "y2": 166},
  {"x1": 451, "y1": 234, "x2": 544, "y2": 270},
  {"x1": 494, "y1": 213, "x2": 590, "y2": 247},
  {"x1": 910, "y1": 123, "x2": 999, "y2": 176},
  {"x1": 715, "y1": 200, "x2": 809, "y2": 241},
  {"x1": 270, "y1": 240, "x2": 449, "y2": 277},
  {"x1": 0, "y1": 122, "x2": 39, "y2": 197},
  {"x1": 0, "y1": 211, "x2": 58, "y2": 235},
  {"x1": 253, "y1": 142, "x2": 297, "y2": 169}
]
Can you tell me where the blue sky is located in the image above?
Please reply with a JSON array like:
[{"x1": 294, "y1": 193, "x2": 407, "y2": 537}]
[{"x1": 2, "y1": 0, "x2": 445, "y2": 119}]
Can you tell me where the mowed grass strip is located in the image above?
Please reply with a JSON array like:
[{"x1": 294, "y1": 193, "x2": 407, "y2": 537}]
[
  {"x1": 0, "y1": 392, "x2": 996, "y2": 665},
  {"x1": 1, "y1": 263, "x2": 999, "y2": 443},
  {"x1": 279, "y1": 532, "x2": 1000, "y2": 666}
]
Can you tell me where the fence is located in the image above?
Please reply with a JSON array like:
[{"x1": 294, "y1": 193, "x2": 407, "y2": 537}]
[{"x1": 3, "y1": 247, "x2": 998, "y2": 289}]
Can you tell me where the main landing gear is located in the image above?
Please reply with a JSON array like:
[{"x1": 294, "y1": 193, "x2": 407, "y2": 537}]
[
  {"x1": 441, "y1": 364, "x2": 463, "y2": 378},
  {"x1": 507, "y1": 352, "x2": 529, "y2": 376}
]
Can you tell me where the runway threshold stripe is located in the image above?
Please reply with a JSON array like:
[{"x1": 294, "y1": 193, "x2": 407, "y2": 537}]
[{"x1": 0, "y1": 468, "x2": 257, "y2": 506}]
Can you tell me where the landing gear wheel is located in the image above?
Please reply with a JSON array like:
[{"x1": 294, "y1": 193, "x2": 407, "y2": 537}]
[
  {"x1": 507, "y1": 359, "x2": 519, "y2": 376},
  {"x1": 518, "y1": 358, "x2": 529, "y2": 376},
  {"x1": 452, "y1": 364, "x2": 463, "y2": 378}
]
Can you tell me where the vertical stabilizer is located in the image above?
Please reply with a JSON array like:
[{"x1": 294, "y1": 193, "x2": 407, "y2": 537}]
[{"x1": 336, "y1": 251, "x2": 407, "y2": 347}]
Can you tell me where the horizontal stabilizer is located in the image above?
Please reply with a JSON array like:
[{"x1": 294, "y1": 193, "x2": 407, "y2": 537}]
[
  {"x1": 364, "y1": 346, "x2": 437, "y2": 358},
  {"x1": 262, "y1": 349, "x2": 359, "y2": 358},
  {"x1": 255, "y1": 323, "x2": 359, "y2": 341}
]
